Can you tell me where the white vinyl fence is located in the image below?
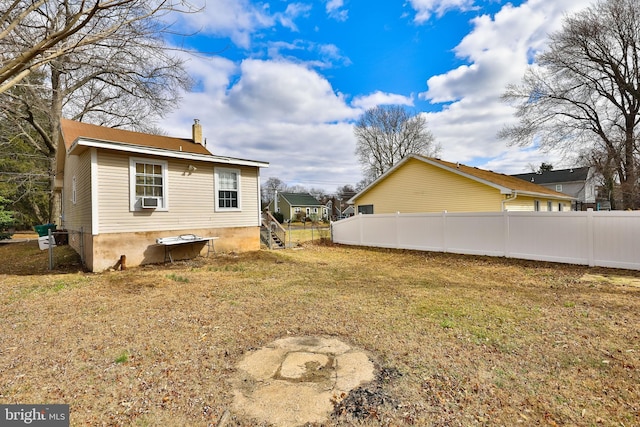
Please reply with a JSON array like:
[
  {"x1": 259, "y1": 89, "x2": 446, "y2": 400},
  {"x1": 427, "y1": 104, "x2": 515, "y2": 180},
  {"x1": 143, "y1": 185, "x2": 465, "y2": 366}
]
[{"x1": 331, "y1": 211, "x2": 640, "y2": 271}]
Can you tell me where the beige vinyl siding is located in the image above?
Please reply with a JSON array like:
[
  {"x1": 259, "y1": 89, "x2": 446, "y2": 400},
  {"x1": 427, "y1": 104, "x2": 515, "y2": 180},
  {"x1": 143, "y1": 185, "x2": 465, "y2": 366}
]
[
  {"x1": 96, "y1": 150, "x2": 261, "y2": 233},
  {"x1": 63, "y1": 150, "x2": 92, "y2": 231},
  {"x1": 356, "y1": 157, "x2": 503, "y2": 213}
]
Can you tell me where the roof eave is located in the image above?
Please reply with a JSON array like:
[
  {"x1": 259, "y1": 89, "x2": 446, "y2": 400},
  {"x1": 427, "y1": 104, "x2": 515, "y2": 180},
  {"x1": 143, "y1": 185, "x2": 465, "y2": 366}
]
[
  {"x1": 514, "y1": 190, "x2": 575, "y2": 200},
  {"x1": 68, "y1": 137, "x2": 269, "y2": 168}
]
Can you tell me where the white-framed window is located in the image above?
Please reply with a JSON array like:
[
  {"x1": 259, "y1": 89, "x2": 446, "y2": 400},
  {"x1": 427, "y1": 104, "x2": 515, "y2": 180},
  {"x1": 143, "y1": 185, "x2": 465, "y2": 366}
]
[
  {"x1": 313, "y1": 207, "x2": 318, "y2": 213},
  {"x1": 71, "y1": 175, "x2": 77, "y2": 204},
  {"x1": 129, "y1": 157, "x2": 168, "y2": 211},
  {"x1": 556, "y1": 184, "x2": 563, "y2": 192},
  {"x1": 294, "y1": 207, "x2": 301, "y2": 213},
  {"x1": 558, "y1": 203, "x2": 563, "y2": 211},
  {"x1": 547, "y1": 201, "x2": 553, "y2": 211},
  {"x1": 215, "y1": 167, "x2": 241, "y2": 211},
  {"x1": 534, "y1": 200, "x2": 540, "y2": 212}
]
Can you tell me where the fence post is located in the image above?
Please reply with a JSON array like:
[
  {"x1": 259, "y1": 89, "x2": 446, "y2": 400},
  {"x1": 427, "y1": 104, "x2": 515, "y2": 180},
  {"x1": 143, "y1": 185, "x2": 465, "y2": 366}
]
[
  {"x1": 503, "y1": 210, "x2": 510, "y2": 258},
  {"x1": 442, "y1": 210, "x2": 448, "y2": 253},
  {"x1": 395, "y1": 212, "x2": 400, "y2": 248},
  {"x1": 587, "y1": 208, "x2": 594, "y2": 267},
  {"x1": 48, "y1": 229, "x2": 54, "y2": 270}
]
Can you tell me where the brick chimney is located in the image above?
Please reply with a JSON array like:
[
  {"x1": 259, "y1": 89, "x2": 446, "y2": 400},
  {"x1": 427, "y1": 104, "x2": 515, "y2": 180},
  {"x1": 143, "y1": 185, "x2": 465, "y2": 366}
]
[{"x1": 192, "y1": 119, "x2": 203, "y2": 144}]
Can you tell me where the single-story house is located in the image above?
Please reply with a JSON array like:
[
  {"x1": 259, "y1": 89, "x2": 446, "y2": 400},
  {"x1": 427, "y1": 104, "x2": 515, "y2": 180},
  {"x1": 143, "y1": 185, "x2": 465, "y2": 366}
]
[
  {"x1": 511, "y1": 167, "x2": 598, "y2": 210},
  {"x1": 268, "y1": 192, "x2": 327, "y2": 222},
  {"x1": 348, "y1": 154, "x2": 574, "y2": 214},
  {"x1": 55, "y1": 118, "x2": 268, "y2": 271}
]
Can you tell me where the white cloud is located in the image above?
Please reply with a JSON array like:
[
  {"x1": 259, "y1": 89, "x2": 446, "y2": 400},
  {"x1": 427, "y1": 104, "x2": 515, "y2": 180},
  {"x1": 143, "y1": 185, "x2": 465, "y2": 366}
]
[
  {"x1": 326, "y1": 0, "x2": 348, "y2": 21},
  {"x1": 419, "y1": 0, "x2": 589, "y2": 174},
  {"x1": 277, "y1": 3, "x2": 313, "y2": 31},
  {"x1": 226, "y1": 59, "x2": 358, "y2": 124},
  {"x1": 162, "y1": 56, "x2": 363, "y2": 189},
  {"x1": 479, "y1": 146, "x2": 569, "y2": 175},
  {"x1": 178, "y1": 0, "x2": 273, "y2": 48},
  {"x1": 408, "y1": 0, "x2": 476, "y2": 23},
  {"x1": 180, "y1": 0, "x2": 310, "y2": 48},
  {"x1": 351, "y1": 91, "x2": 414, "y2": 110},
  {"x1": 266, "y1": 40, "x2": 351, "y2": 68}
]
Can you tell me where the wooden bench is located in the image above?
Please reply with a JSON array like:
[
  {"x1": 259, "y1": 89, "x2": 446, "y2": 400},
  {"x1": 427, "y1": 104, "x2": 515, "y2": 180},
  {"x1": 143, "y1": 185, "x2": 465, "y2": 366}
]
[{"x1": 156, "y1": 234, "x2": 218, "y2": 263}]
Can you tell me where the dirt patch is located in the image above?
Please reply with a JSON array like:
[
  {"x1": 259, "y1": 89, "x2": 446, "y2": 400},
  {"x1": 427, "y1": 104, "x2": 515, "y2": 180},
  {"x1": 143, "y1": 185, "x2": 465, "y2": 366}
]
[
  {"x1": 331, "y1": 366, "x2": 402, "y2": 422},
  {"x1": 581, "y1": 273, "x2": 640, "y2": 287},
  {"x1": 232, "y1": 336, "x2": 375, "y2": 426}
]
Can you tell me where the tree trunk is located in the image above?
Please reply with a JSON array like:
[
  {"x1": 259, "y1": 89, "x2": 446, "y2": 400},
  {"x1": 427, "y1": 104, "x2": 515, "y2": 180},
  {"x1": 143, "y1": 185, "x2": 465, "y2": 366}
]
[{"x1": 49, "y1": 67, "x2": 63, "y2": 224}]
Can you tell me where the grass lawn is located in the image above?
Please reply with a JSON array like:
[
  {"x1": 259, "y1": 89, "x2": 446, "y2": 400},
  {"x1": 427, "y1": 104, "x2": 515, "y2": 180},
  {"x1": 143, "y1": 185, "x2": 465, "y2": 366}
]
[
  {"x1": 281, "y1": 225, "x2": 331, "y2": 247},
  {"x1": 0, "y1": 239, "x2": 638, "y2": 426}
]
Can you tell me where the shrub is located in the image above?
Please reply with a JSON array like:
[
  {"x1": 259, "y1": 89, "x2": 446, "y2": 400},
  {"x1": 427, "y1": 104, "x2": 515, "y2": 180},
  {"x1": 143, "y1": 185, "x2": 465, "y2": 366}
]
[
  {"x1": 0, "y1": 196, "x2": 15, "y2": 240},
  {"x1": 272, "y1": 211, "x2": 284, "y2": 223}
]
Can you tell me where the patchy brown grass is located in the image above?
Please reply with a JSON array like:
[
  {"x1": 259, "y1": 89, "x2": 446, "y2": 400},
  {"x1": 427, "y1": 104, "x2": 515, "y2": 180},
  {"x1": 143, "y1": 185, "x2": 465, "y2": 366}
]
[{"x1": 0, "y1": 240, "x2": 638, "y2": 426}]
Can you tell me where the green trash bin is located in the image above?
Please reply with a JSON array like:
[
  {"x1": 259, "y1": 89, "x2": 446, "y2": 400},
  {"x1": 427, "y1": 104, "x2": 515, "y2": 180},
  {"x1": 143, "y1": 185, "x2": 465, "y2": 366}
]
[{"x1": 34, "y1": 223, "x2": 56, "y2": 237}]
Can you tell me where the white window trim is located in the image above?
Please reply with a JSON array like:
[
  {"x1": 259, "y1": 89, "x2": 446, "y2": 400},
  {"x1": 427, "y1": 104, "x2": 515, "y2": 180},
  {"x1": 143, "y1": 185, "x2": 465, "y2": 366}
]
[
  {"x1": 129, "y1": 157, "x2": 169, "y2": 212},
  {"x1": 215, "y1": 167, "x2": 242, "y2": 212}
]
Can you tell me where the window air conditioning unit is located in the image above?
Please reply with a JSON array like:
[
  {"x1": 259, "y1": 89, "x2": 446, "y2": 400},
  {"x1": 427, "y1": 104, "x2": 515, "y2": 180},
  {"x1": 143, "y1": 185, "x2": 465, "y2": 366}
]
[{"x1": 141, "y1": 197, "x2": 159, "y2": 209}]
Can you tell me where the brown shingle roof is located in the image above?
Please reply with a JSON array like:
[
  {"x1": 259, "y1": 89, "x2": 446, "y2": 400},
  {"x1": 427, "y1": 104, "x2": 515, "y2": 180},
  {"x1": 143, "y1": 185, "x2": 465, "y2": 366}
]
[
  {"x1": 424, "y1": 156, "x2": 572, "y2": 198},
  {"x1": 60, "y1": 118, "x2": 211, "y2": 156}
]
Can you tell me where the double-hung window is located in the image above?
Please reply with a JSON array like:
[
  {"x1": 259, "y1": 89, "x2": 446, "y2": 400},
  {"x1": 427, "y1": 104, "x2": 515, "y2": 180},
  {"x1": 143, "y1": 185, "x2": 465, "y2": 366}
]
[
  {"x1": 130, "y1": 158, "x2": 168, "y2": 210},
  {"x1": 215, "y1": 167, "x2": 241, "y2": 211}
]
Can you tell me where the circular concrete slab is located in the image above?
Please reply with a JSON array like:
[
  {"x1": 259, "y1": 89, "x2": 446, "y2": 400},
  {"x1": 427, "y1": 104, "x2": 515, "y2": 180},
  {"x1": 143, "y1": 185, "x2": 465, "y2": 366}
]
[{"x1": 232, "y1": 336, "x2": 375, "y2": 426}]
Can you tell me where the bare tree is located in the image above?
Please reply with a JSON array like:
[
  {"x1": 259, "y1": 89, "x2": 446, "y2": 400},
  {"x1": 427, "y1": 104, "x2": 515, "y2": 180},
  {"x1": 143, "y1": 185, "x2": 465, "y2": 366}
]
[
  {"x1": 261, "y1": 177, "x2": 287, "y2": 206},
  {"x1": 500, "y1": 0, "x2": 640, "y2": 209},
  {"x1": 354, "y1": 105, "x2": 439, "y2": 182},
  {"x1": 335, "y1": 184, "x2": 356, "y2": 200},
  {"x1": 0, "y1": 0, "x2": 196, "y2": 223},
  {"x1": 0, "y1": 0, "x2": 197, "y2": 94}
]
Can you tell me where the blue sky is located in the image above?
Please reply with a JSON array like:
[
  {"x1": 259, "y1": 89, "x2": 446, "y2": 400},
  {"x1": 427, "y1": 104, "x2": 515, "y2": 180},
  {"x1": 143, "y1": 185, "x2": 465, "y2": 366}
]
[{"x1": 162, "y1": 0, "x2": 589, "y2": 193}]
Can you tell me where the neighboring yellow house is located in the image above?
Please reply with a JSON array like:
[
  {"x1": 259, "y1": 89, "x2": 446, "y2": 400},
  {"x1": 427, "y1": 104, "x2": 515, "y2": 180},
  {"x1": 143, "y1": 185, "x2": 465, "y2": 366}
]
[
  {"x1": 349, "y1": 155, "x2": 574, "y2": 214},
  {"x1": 54, "y1": 118, "x2": 268, "y2": 272}
]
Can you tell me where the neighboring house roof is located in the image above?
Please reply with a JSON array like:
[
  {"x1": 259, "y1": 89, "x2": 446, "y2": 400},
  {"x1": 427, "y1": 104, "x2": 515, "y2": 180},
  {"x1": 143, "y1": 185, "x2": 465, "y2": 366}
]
[
  {"x1": 280, "y1": 192, "x2": 323, "y2": 206},
  {"x1": 349, "y1": 154, "x2": 574, "y2": 203},
  {"x1": 511, "y1": 167, "x2": 591, "y2": 184},
  {"x1": 342, "y1": 205, "x2": 355, "y2": 215},
  {"x1": 59, "y1": 118, "x2": 268, "y2": 168}
]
